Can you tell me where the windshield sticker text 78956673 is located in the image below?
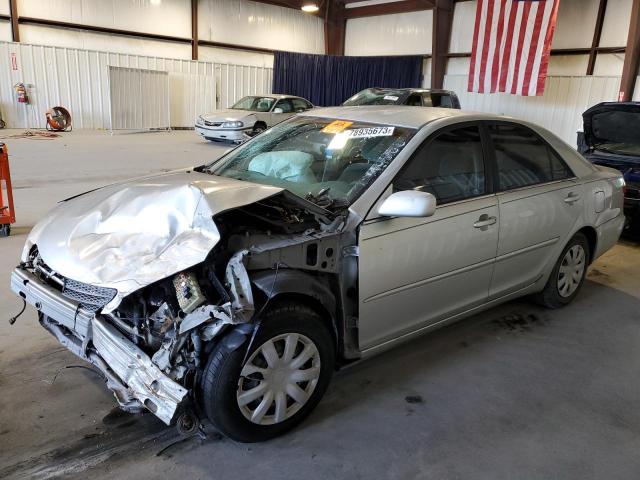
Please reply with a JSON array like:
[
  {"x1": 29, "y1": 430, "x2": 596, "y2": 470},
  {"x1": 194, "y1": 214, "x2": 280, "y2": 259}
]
[{"x1": 346, "y1": 127, "x2": 395, "y2": 138}]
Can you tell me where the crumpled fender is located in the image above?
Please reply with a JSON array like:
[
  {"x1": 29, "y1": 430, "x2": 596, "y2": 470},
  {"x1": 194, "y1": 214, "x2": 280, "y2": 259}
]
[{"x1": 250, "y1": 269, "x2": 337, "y2": 321}]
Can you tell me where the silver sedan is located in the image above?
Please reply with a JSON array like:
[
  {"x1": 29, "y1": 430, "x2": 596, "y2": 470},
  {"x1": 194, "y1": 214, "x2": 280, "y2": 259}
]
[{"x1": 11, "y1": 107, "x2": 625, "y2": 442}]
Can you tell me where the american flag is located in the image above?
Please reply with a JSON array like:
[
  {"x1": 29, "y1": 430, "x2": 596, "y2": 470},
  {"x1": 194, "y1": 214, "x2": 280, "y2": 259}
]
[{"x1": 468, "y1": 0, "x2": 560, "y2": 96}]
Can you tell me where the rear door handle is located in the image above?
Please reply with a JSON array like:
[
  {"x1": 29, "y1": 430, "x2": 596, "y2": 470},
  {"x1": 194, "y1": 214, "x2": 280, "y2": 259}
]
[
  {"x1": 564, "y1": 193, "x2": 581, "y2": 204},
  {"x1": 473, "y1": 214, "x2": 497, "y2": 229}
]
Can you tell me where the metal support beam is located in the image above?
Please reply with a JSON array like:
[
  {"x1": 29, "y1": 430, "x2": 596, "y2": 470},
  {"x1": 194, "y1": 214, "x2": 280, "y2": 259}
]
[
  {"x1": 191, "y1": 0, "x2": 198, "y2": 60},
  {"x1": 325, "y1": 0, "x2": 346, "y2": 55},
  {"x1": 619, "y1": 0, "x2": 640, "y2": 101},
  {"x1": 9, "y1": 0, "x2": 19, "y2": 42},
  {"x1": 587, "y1": 0, "x2": 608, "y2": 75},
  {"x1": 431, "y1": 0, "x2": 453, "y2": 89},
  {"x1": 344, "y1": 0, "x2": 434, "y2": 19}
]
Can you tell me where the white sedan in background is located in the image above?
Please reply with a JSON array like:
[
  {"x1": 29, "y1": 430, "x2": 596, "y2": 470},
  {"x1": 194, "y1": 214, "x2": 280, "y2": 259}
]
[{"x1": 195, "y1": 94, "x2": 314, "y2": 143}]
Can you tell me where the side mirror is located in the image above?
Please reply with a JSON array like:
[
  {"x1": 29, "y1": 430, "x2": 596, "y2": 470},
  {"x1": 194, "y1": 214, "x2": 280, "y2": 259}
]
[
  {"x1": 273, "y1": 107, "x2": 284, "y2": 114},
  {"x1": 377, "y1": 190, "x2": 437, "y2": 218}
]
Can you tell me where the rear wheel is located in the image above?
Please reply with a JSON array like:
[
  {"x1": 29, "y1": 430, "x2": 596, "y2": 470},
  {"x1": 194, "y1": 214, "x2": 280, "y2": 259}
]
[
  {"x1": 200, "y1": 302, "x2": 334, "y2": 442},
  {"x1": 535, "y1": 232, "x2": 589, "y2": 308}
]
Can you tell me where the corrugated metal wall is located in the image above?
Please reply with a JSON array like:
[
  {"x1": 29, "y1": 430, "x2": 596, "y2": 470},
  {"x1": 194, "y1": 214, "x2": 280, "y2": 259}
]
[
  {"x1": 443, "y1": 75, "x2": 634, "y2": 145},
  {"x1": 108, "y1": 66, "x2": 170, "y2": 130},
  {"x1": 0, "y1": 41, "x2": 273, "y2": 129}
]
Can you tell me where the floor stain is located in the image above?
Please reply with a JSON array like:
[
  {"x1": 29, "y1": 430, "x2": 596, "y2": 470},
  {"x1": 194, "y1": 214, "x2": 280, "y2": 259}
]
[
  {"x1": 491, "y1": 312, "x2": 547, "y2": 333},
  {"x1": 405, "y1": 395, "x2": 424, "y2": 404}
]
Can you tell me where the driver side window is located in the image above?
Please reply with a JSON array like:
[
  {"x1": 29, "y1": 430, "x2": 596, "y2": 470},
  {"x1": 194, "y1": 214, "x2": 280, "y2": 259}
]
[{"x1": 393, "y1": 125, "x2": 486, "y2": 205}]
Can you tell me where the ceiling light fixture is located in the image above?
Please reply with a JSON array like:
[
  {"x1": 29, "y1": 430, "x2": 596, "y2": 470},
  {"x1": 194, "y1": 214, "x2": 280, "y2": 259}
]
[{"x1": 301, "y1": 3, "x2": 320, "y2": 13}]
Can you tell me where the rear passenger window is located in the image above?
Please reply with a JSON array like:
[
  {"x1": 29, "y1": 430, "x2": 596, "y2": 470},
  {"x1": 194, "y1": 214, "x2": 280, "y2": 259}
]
[
  {"x1": 489, "y1": 124, "x2": 572, "y2": 191},
  {"x1": 393, "y1": 125, "x2": 485, "y2": 205},
  {"x1": 292, "y1": 98, "x2": 312, "y2": 112}
]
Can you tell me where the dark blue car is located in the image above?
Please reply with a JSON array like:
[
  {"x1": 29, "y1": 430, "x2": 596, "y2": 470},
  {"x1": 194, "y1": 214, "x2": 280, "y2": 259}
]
[{"x1": 579, "y1": 102, "x2": 640, "y2": 236}]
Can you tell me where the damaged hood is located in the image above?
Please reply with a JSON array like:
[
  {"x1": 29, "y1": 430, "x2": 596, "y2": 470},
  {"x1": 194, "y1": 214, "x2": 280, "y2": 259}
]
[{"x1": 23, "y1": 171, "x2": 283, "y2": 312}]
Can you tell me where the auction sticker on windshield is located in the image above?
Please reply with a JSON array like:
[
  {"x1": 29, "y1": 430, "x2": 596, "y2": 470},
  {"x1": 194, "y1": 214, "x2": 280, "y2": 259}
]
[
  {"x1": 322, "y1": 120, "x2": 353, "y2": 134},
  {"x1": 347, "y1": 126, "x2": 395, "y2": 138}
]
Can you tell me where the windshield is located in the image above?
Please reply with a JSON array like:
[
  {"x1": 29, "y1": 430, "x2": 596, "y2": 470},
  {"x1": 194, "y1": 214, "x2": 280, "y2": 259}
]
[
  {"x1": 342, "y1": 89, "x2": 406, "y2": 106},
  {"x1": 232, "y1": 96, "x2": 275, "y2": 112},
  {"x1": 207, "y1": 116, "x2": 415, "y2": 208}
]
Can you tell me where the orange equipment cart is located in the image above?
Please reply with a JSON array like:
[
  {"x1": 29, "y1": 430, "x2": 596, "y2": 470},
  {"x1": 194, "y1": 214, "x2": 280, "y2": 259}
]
[{"x1": 0, "y1": 143, "x2": 15, "y2": 237}]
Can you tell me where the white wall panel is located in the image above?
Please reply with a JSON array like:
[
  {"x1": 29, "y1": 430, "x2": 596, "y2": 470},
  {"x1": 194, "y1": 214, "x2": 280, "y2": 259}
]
[
  {"x1": 0, "y1": 41, "x2": 272, "y2": 129},
  {"x1": 199, "y1": 0, "x2": 324, "y2": 54},
  {"x1": 633, "y1": 77, "x2": 640, "y2": 100},
  {"x1": 19, "y1": 0, "x2": 191, "y2": 38},
  {"x1": 345, "y1": 10, "x2": 433, "y2": 56},
  {"x1": 444, "y1": 74, "x2": 621, "y2": 146},
  {"x1": 449, "y1": 0, "x2": 476, "y2": 53},
  {"x1": 0, "y1": 0, "x2": 8, "y2": 15},
  {"x1": 109, "y1": 66, "x2": 170, "y2": 130},
  {"x1": 0, "y1": 20, "x2": 11, "y2": 41},
  {"x1": 547, "y1": 55, "x2": 589, "y2": 76},
  {"x1": 20, "y1": 25, "x2": 192, "y2": 59},
  {"x1": 593, "y1": 53, "x2": 625, "y2": 76},
  {"x1": 199, "y1": 45, "x2": 273, "y2": 68},
  {"x1": 422, "y1": 58, "x2": 432, "y2": 89},
  {"x1": 552, "y1": 0, "x2": 600, "y2": 49},
  {"x1": 446, "y1": 57, "x2": 470, "y2": 75},
  {"x1": 600, "y1": 0, "x2": 633, "y2": 47}
]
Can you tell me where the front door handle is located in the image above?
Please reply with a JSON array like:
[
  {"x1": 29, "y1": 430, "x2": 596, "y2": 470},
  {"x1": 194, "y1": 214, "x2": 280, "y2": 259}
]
[
  {"x1": 473, "y1": 214, "x2": 497, "y2": 230},
  {"x1": 564, "y1": 193, "x2": 581, "y2": 204}
]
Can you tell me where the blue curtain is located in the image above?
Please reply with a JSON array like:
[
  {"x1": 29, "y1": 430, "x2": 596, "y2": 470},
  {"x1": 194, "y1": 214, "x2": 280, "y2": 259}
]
[{"x1": 273, "y1": 51, "x2": 423, "y2": 107}]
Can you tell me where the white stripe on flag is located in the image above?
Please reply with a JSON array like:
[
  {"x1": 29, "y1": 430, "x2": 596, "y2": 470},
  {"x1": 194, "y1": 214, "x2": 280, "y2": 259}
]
[
  {"x1": 495, "y1": 0, "x2": 513, "y2": 91},
  {"x1": 483, "y1": 0, "x2": 502, "y2": 92},
  {"x1": 516, "y1": 1, "x2": 539, "y2": 95},
  {"x1": 505, "y1": 1, "x2": 524, "y2": 93},
  {"x1": 473, "y1": 0, "x2": 489, "y2": 92},
  {"x1": 528, "y1": 1, "x2": 554, "y2": 96}
]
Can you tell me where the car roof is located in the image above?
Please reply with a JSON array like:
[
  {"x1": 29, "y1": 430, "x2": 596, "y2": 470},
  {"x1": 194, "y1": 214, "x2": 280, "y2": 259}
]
[
  {"x1": 363, "y1": 87, "x2": 455, "y2": 95},
  {"x1": 248, "y1": 94, "x2": 306, "y2": 100},
  {"x1": 298, "y1": 105, "x2": 503, "y2": 129}
]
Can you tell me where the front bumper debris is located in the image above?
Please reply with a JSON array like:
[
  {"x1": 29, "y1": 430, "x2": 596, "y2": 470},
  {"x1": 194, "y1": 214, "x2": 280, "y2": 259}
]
[{"x1": 10, "y1": 267, "x2": 188, "y2": 425}]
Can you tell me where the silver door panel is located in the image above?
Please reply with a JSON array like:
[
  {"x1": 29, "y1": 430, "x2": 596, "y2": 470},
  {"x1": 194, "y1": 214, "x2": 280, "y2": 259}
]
[
  {"x1": 358, "y1": 196, "x2": 499, "y2": 350},
  {"x1": 490, "y1": 181, "x2": 584, "y2": 298}
]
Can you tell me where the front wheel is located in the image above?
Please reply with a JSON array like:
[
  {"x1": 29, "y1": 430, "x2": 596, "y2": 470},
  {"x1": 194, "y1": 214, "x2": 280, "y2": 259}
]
[
  {"x1": 535, "y1": 232, "x2": 590, "y2": 308},
  {"x1": 200, "y1": 302, "x2": 334, "y2": 442}
]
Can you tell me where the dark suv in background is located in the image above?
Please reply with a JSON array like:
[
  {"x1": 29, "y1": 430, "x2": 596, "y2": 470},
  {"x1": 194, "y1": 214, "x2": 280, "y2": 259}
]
[
  {"x1": 579, "y1": 102, "x2": 640, "y2": 236},
  {"x1": 343, "y1": 87, "x2": 461, "y2": 109}
]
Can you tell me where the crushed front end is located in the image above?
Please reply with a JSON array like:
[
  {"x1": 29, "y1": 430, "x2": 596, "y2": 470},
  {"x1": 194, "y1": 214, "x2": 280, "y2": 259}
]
[
  {"x1": 10, "y1": 246, "x2": 254, "y2": 425},
  {"x1": 10, "y1": 187, "x2": 356, "y2": 428}
]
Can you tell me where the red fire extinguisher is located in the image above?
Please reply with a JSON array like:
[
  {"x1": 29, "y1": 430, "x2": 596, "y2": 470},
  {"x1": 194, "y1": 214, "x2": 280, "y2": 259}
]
[{"x1": 14, "y1": 83, "x2": 28, "y2": 104}]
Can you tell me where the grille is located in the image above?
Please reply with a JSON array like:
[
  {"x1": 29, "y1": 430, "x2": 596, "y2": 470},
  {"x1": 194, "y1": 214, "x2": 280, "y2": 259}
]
[
  {"x1": 204, "y1": 120, "x2": 222, "y2": 127},
  {"x1": 30, "y1": 248, "x2": 117, "y2": 312},
  {"x1": 62, "y1": 278, "x2": 117, "y2": 312}
]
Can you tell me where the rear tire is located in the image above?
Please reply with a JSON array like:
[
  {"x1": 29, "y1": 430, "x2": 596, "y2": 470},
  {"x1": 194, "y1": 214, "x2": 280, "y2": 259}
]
[
  {"x1": 535, "y1": 232, "x2": 590, "y2": 309},
  {"x1": 200, "y1": 302, "x2": 334, "y2": 442}
]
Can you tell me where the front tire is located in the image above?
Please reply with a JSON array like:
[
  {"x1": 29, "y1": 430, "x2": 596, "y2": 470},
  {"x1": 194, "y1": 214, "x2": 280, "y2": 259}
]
[
  {"x1": 200, "y1": 302, "x2": 334, "y2": 442},
  {"x1": 535, "y1": 232, "x2": 590, "y2": 308}
]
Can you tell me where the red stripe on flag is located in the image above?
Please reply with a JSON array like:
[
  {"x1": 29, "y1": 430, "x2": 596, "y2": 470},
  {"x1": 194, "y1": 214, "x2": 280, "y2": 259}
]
[
  {"x1": 510, "y1": 1, "x2": 532, "y2": 95},
  {"x1": 468, "y1": 0, "x2": 485, "y2": 92},
  {"x1": 498, "y1": 0, "x2": 519, "y2": 92},
  {"x1": 478, "y1": 0, "x2": 495, "y2": 93},
  {"x1": 490, "y1": 0, "x2": 507, "y2": 93},
  {"x1": 536, "y1": 0, "x2": 560, "y2": 95},
  {"x1": 521, "y1": 3, "x2": 546, "y2": 95}
]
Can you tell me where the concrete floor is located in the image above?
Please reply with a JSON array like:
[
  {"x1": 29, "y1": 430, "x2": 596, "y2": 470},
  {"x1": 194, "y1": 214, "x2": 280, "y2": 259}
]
[{"x1": 1, "y1": 130, "x2": 639, "y2": 479}]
